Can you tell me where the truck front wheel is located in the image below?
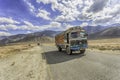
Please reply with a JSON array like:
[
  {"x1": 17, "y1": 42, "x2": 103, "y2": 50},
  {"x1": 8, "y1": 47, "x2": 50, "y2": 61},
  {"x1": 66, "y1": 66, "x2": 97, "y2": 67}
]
[
  {"x1": 58, "y1": 47, "x2": 62, "y2": 52},
  {"x1": 80, "y1": 49, "x2": 85, "y2": 54},
  {"x1": 66, "y1": 47, "x2": 72, "y2": 55}
]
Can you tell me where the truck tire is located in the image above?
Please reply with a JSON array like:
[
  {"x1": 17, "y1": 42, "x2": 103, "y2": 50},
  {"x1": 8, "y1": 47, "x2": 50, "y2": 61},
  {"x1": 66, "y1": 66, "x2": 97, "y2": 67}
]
[
  {"x1": 66, "y1": 47, "x2": 72, "y2": 55},
  {"x1": 80, "y1": 49, "x2": 85, "y2": 54},
  {"x1": 58, "y1": 47, "x2": 62, "y2": 52}
]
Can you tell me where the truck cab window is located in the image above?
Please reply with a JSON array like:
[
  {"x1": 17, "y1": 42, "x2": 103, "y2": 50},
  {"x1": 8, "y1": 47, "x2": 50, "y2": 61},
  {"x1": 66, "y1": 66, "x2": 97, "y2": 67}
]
[{"x1": 71, "y1": 32, "x2": 78, "y2": 38}]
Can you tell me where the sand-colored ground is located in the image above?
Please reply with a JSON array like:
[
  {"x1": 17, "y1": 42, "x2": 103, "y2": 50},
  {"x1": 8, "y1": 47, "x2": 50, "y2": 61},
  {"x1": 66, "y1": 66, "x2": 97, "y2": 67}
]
[
  {"x1": 0, "y1": 46, "x2": 48, "y2": 80},
  {"x1": 0, "y1": 39, "x2": 119, "y2": 80},
  {"x1": 0, "y1": 42, "x2": 37, "y2": 58},
  {"x1": 88, "y1": 38, "x2": 120, "y2": 51}
]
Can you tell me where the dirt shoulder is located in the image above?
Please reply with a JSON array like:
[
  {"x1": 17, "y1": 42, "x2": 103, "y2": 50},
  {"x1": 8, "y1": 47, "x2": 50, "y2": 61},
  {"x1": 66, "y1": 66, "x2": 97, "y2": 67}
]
[
  {"x1": 88, "y1": 38, "x2": 120, "y2": 51},
  {"x1": 0, "y1": 43, "x2": 36, "y2": 58},
  {"x1": 0, "y1": 46, "x2": 49, "y2": 80}
]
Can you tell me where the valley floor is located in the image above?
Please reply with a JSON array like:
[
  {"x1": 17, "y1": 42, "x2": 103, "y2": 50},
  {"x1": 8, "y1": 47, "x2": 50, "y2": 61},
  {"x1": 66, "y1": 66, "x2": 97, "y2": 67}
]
[
  {"x1": 88, "y1": 38, "x2": 120, "y2": 51},
  {"x1": 0, "y1": 39, "x2": 119, "y2": 80}
]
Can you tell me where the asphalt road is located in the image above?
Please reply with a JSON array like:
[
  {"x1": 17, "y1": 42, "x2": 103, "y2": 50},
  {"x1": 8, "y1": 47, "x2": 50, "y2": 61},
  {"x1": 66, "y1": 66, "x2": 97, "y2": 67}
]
[{"x1": 43, "y1": 46, "x2": 120, "y2": 80}]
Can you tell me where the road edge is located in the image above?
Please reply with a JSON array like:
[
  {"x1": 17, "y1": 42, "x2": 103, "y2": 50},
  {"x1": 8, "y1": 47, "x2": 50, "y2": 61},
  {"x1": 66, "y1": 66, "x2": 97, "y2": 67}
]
[{"x1": 41, "y1": 46, "x2": 53, "y2": 80}]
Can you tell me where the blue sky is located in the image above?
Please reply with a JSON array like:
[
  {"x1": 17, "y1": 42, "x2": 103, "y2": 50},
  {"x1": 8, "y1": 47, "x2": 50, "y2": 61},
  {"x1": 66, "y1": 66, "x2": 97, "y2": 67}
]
[{"x1": 0, "y1": 0, "x2": 120, "y2": 36}]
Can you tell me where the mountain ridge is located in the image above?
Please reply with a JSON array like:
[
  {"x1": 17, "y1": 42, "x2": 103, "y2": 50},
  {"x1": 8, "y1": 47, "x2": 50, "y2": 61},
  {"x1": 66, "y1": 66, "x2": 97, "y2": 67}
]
[
  {"x1": 0, "y1": 30, "x2": 61, "y2": 45},
  {"x1": 88, "y1": 26, "x2": 120, "y2": 39},
  {"x1": 0, "y1": 26, "x2": 120, "y2": 45}
]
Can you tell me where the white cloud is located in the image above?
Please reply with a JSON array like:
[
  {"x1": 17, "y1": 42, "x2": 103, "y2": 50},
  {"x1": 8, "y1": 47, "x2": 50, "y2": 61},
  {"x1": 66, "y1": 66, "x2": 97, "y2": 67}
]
[
  {"x1": 24, "y1": 0, "x2": 52, "y2": 20},
  {"x1": 0, "y1": 25, "x2": 8, "y2": 30},
  {"x1": 36, "y1": 0, "x2": 120, "y2": 25},
  {"x1": 0, "y1": 23, "x2": 41, "y2": 31},
  {"x1": 0, "y1": 31, "x2": 12, "y2": 36},
  {"x1": 54, "y1": 0, "x2": 82, "y2": 22},
  {"x1": 36, "y1": 0, "x2": 82, "y2": 22},
  {"x1": 40, "y1": 21, "x2": 62, "y2": 30},
  {"x1": 36, "y1": 0, "x2": 58, "y2": 8},
  {"x1": 50, "y1": 22, "x2": 61, "y2": 28},
  {"x1": 0, "y1": 17, "x2": 20, "y2": 24},
  {"x1": 24, "y1": 21, "x2": 34, "y2": 27},
  {"x1": 0, "y1": 24, "x2": 18, "y2": 31},
  {"x1": 0, "y1": 20, "x2": 62, "y2": 31},
  {"x1": 26, "y1": 31, "x2": 32, "y2": 33},
  {"x1": 80, "y1": 22, "x2": 89, "y2": 27},
  {"x1": 23, "y1": 0, "x2": 35, "y2": 13},
  {"x1": 109, "y1": 4, "x2": 120, "y2": 16},
  {"x1": 36, "y1": 0, "x2": 92, "y2": 22},
  {"x1": 55, "y1": 15, "x2": 76, "y2": 22},
  {"x1": 63, "y1": 23, "x2": 73, "y2": 30},
  {"x1": 36, "y1": 0, "x2": 53, "y2": 4},
  {"x1": 91, "y1": 3, "x2": 120, "y2": 25},
  {"x1": 62, "y1": 23, "x2": 79, "y2": 30},
  {"x1": 87, "y1": 0, "x2": 108, "y2": 13},
  {"x1": 36, "y1": 9, "x2": 51, "y2": 20}
]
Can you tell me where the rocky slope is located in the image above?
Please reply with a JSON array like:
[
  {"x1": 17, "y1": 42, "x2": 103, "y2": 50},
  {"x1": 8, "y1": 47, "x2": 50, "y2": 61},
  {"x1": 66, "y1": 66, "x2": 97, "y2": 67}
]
[
  {"x1": 88, "y1": 27, "x2": 120, "y2": 39},
  {"x1": 0, "y1": 30, "x2": 61, "y2": 45}
]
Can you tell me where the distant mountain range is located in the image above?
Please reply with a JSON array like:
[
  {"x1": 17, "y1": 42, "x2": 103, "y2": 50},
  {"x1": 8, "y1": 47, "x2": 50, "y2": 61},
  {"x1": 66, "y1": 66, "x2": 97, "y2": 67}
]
[
  {"x1": 83, "y1": 25, "x2": 106, "y2": 34},
  {"x1": 83, "y1": 23, "x2": 120, "y2": 34},
  {"x1": 88, "y1": 27, "x2": 120, "y2": 39},
  {"x1": 0, "y1": 30, "x2": 61, "y2": 45},
  {"x1": 0, "y1": 36, "x2": 8, "y2": 40},
  {"x1": 0, "y1": 26, "x2": 120, "y2": 45}
]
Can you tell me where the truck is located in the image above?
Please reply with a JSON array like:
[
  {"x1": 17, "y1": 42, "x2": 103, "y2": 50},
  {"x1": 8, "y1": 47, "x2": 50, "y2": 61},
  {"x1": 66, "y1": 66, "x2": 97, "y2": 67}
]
[{"x1": 55, "y1": 26, "x2": 88, "y2": 55}]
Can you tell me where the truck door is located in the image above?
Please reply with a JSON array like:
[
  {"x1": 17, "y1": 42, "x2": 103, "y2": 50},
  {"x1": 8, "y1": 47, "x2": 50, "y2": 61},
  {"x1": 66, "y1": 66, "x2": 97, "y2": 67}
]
[{"x1": 67, "y1": 33, "x2": 69, "y2": 43}]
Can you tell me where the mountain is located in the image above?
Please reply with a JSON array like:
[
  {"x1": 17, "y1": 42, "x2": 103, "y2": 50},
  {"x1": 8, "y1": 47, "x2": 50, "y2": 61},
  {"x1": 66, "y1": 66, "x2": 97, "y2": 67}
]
[
  {"x1": 0, "y1": 36, "x2": 8, "y2": 40},
  {"x1": 33, "y1": 30, "x2": 61, "y2": 37},
  {"x1": 83, "y1": 25, "x2": 107, "y2": 34},
  {"x1": 0, "y1": 25, "x2": 120, "y2": 45},
  {"x1": 0, "y1": 30, "x2": 61, "y2": 45},
  {"x1": 88, "y1": 27, "x2": 120, "y2": 39},
  {"x1": 83, "y1": 23, "x2": 120, "y2": 34}
]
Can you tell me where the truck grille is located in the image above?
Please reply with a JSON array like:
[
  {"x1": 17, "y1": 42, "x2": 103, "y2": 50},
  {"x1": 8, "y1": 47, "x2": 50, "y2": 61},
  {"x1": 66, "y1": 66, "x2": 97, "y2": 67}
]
[{"x1": 70, "y1": 40, "x2": 87, "y2": 46}]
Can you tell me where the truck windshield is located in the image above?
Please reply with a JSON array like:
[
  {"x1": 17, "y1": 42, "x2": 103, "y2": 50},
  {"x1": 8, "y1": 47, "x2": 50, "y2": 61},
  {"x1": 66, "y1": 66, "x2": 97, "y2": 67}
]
[
  {"x1": 71, "y1": 32, "x2": 78, "y2": 38},
  {"x1": 71, "y1": 32, "x2": 87, "y2": 38}
]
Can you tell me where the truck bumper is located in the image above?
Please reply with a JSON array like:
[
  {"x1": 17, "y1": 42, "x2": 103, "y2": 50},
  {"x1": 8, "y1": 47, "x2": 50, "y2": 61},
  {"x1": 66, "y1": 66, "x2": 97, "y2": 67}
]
[{"x1": 70, "y1": 44, "x2": 88, "y2": 51}]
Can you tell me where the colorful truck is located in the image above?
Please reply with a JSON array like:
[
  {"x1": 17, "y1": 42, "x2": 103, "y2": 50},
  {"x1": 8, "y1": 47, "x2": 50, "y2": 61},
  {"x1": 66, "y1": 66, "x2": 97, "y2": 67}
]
[{"x1": 55, "y1": 26, "x2": 88, "y2": 55}]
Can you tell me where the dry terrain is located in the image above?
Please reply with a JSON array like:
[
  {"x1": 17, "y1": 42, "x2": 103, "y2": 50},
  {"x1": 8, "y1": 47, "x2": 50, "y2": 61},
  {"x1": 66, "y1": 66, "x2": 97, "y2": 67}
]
[
  {"x1": 0, "y1": 45, "x2": 49, "y2": 80},
  {"x1": 0, "y1": 42, "x2": 37, "y2": 58},
  {"x1": 88, "y1": 38, "x2": 120, "y2": 51},
  {"x1": 0, "y1": 38, "x2": 119, "y2": 80}
]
